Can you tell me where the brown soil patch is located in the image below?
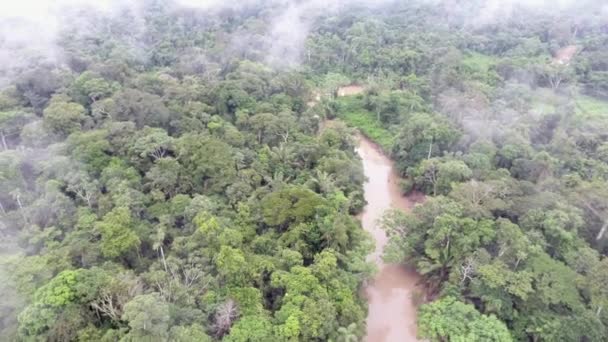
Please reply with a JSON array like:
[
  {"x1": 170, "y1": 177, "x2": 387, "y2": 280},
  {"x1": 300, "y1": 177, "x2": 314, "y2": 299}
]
[
  {"x1": 338, "y1": 85, "x2": 365, "y2": 97},
  {"x1": 553, "y1": 45, "x2": 577, "y2": 65}
]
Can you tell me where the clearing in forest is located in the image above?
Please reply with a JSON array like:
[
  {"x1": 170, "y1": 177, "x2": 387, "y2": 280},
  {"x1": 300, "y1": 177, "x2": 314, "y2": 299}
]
[
  {"x1": 338, "y1": 85, "x2": 365, "y2": 97},
  {"x1": 553, "y1": 45, "x2": 578, "y2": 65}
]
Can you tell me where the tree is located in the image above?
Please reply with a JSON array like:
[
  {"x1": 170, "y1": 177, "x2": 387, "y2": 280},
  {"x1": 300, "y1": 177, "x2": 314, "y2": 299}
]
[
  {"x1": 421, "y1": 213, "x2": 495, "y2": 286},
  {"x1": 586, "y1": 258, "x2": 608, "y2": 318},
  {"x1": 145, "y1": 157, "x2": 182, "y2": 197},
  {"x1": 70, "y1": 71, "x2": 118, "y2": 105},
  {"x1": 224, "y1": 315, "x2": 274, "y2": 342},
  {"x1": 449, "y1": 180, "x2": 509, "y2": 219},
  {"x1": 418, "y1": 297, "x2": 512, "y2": 342},
  {"x1": 17, "y1": 269, "x2": 106, "y2": 341},
  {"x1": 110, "y1": 89, "x2": 170, "y2": 128},
  {"x1": 212, "y1": 299, "x2": 239, "y2": 338},
  {"x1": 215, "y1": 246, "x2": 248, "y2": 285},
  {"x1": 215, "y1": 82, "x2": 256, "y2": 117},
  {"x1": 493, "y1": 219, "x2": 536, "y2": 268},
  {"x1": 19, "y1": 120, "x2": 57, "y2": 148},
  {"x1": 176, "y1": 134, "x2": 237, "y2": 194},
  {"x1": 571, "y1": 181, "x2": 608, "y2": 242},
  {"x1": 471, "y1": 260, "x2": 534, "y2": 315},
  {"x1": 392, "y1": 112, "x2": 460, "y2": 172},
  {"x1": 260, "y1": 186, "x2": 327, "y2": 228},
  {"x1": 0, "y1": 110, "x2": 34, "y2": 150},
  {"x1": 15, "y1": 67, "x2": 64, "y2": 112},
  {"x1": 337, "y1": 323, "x2": 358, "y2": 342},
  {"x1": 412, "y1": 158, "x2": 472, "y2": 195},
  {"x1": 65, "y1": 171, "x2": 100, "y2": 207},
  {"x1": 535, "y1": 63, "x2": 575, "y2": 90},
  {"x1": 130, "y1": 126, "x2": 174, "y2": 162},
  {"x1": 91, "y1": 271, "x2": 142, "y2": 323},
  {"x1": 382, "y1": 197, "x2": 495, "y2": 290},
  {"x1": 95, "y1": 207, "x2": 141, "y2": 259},
  {"x1": 520, "y1": 207, "x2": 582, "y2": 258},
  {"x1": 248, "y1": 113, "x2": 275, "y2": 144},
  {"x1": 66, "y1": 130, "x2": 112, "y2": 174},
  {"x1": 42, "y1": 95, "x2": 87, "y2": 137},
  {"x1": 271, "y1": 265, "x2": 338, "y2": 340},
  {"x1": 365, "y1": 90, "x2": 426, "y2": 124},
  {"x1": 169, "y1": 324, "x2": 212, "y2": 342},
  {"x1": 122, "y1": 293, "x2": 170, "y2": 341},
  {"x1": 525, "y1": 253, "x2": 584, "y2": 312}
]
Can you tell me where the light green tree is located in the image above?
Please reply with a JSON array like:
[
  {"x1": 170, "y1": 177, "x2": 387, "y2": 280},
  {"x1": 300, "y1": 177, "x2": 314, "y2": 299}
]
[
  {"x1": 95, "y1": 207, "x2": 141, "y2": 259},
  {"x1": 418, "y1": 297, "x2": 512, "y2": 342},
  {"x1": 122, "y1": 293, "x2": 170, "y2": 341}
]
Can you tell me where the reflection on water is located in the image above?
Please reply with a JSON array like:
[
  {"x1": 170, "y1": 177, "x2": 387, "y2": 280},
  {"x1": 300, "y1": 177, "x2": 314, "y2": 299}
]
[{"x1": 356, "y1": 135, "x2": 423, "y2": 342}]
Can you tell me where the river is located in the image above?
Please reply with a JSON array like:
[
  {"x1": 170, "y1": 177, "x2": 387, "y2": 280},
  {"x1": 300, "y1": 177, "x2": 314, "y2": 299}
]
[{"x1": 356, "y1": 135, "x2": 423, "y2": 342}]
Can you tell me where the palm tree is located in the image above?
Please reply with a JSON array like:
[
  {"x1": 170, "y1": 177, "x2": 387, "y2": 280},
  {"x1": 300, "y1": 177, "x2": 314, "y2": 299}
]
[
  {"x1": 270, "y1": 143, "x2": 293, "y2": 164},
  {"x1": 153, "y1": 218, "x2": 169, "y2": 273},
  {"x1": 263, "y1": 171, "x2": 287, "y2": 191},
  {"x1": 9, "y1": 188, "x2": 27, "y2": 223},
  {"x1": 310, "y1": 170, "x2": 336, "y2": 194}
]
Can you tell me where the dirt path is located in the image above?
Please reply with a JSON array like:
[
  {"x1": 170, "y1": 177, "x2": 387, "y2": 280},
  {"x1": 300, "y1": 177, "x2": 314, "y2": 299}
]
[{"x1": 356, "y1": 135, "x2": 424, "y2": 342}]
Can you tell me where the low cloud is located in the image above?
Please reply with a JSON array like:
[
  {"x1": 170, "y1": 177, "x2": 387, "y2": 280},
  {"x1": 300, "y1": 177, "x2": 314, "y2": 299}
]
[
  {"x1": 0, "y1": 0, "x2": 602, "y2": 77},
  {"x1": 0, "y1": 1, "x2": 142, "y2": 85},
  {"x1": 263, "y1": 0, "x2": 389, "y2": 67}
]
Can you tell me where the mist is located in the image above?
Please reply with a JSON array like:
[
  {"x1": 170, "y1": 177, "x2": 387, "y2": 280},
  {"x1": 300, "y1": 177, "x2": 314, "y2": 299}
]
[
  {"x1": 0, "y1": 1, "x2": 142, "y2": 87},
  {"x1": 0, "y1": 0, "x2": 602, "y2": 75},
  {"x1": 1, "y1": 0, "x2": 608, "y2": 340}
]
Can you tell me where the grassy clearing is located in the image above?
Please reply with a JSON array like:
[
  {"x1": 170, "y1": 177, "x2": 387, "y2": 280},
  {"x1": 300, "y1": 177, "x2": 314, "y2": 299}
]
[
  {"x1": 575, "y1": 95, "x2": 608, "y2": 118},
  {"x1": 462, "y1": 52, "x2": 499, "y2": 73},
  {"x1": 531, "y1": 101, "x2": 557, "y2": 115},
  {"x1": 529, "y1": 89, "x2": 608, "y2": 122},
  {"x1": 461, "y1": 52, "x2": 502, "y2": 85},
  {"x1": 335, "y1": 96, "x2": 395, "y2": 151}
]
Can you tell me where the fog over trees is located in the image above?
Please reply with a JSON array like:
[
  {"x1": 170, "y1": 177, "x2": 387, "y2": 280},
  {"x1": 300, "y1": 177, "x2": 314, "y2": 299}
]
[{"x1": 0, "y1": 0, "x2": 608, "y2": 341}]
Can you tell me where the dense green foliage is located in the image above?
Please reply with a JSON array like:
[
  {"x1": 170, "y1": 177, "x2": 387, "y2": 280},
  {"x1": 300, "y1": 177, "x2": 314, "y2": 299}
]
[
  {"x1": 418, "y1": 297, "x2": 512, "y2": 341},
  {"x1": 0, "y1": 2, "x2": 374, "y2": 340},
  {"x1": 2, "y1": 0, "x2": 608, "y2": 341},
  {"x1": 317, "y1": 1, "x2": 608, "y2": 341}
]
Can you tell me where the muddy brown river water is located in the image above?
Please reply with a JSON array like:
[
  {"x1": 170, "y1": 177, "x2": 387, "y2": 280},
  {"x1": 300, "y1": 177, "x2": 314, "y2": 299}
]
[{"x1": 356, "y1": 135, "x2": 423, "y2": 342}]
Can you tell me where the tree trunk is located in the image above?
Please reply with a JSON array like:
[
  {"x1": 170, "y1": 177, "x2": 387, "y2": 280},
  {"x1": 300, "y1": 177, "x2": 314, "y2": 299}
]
[
  {"x1": 550, "y1": 75, "x2": 563, "y2": 90},
  {"x1": 596, "y1": 222, "x2": 608, "y2": 241},
  {"x1": 0, "y1": 131, "x2": 7, "y2": 150},
  {"x1": 514, "y1": 257, "x2": 522, "y2": 270},
  {"x1": 160, "y1": 245, "x2": 168, "y2": 273},
  {"x1": 84, "y1": 192, "x2": 92, "y2": 208},
  {"x1": 582, "y1": 200, "x2": 607, "y2": 241},
  {"x1": 427, "y1": 139, "x2": 433, "y2": 160},
  {"x1": 16, "y1": 196, "x2": 27, "y2": 223}
]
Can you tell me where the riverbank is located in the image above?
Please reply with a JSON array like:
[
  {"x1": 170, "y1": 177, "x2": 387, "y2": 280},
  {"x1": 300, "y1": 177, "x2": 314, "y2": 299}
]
[{"x1": 335, "y1": 96, "x2": 395, "y2": 152}]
